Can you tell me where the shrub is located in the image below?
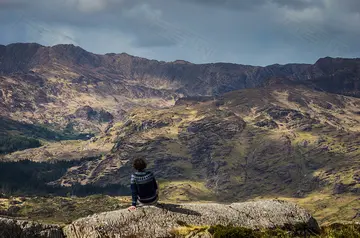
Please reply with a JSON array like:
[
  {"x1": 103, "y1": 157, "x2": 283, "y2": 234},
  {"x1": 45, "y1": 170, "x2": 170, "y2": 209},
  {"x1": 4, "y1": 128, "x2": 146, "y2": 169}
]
[
  {"x1": 0, "y1": 135, "x2": 41, "y2": 154},
  {"x1": 321, "y1": 223, "x2": 360, "y2": 238},
  {"x1": 208, "y1": 225, "x2": 261, "y2": 238}
]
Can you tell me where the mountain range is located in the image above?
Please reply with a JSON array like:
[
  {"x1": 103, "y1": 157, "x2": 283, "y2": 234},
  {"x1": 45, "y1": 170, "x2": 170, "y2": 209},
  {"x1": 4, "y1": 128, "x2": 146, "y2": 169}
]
[
  {"x1": 0, "y1": 43, "x2": 359, "y2": 224},
  {"x1": 1, "y1": 43, "x2": 360, "y2": 134}
]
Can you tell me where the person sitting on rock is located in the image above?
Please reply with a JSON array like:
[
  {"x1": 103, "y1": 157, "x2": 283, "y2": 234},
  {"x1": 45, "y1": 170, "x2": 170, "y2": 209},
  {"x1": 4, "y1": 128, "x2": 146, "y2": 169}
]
[{"x1": 128, "y1": 158, "x2": 159, "y2": 211}]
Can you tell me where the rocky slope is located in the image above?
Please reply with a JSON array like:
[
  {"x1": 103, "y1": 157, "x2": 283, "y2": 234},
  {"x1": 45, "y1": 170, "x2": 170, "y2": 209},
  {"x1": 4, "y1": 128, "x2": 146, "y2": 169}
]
[
  {"x1": 1, "y1": 43, "x2": 360, "y2": 138},
  {"x1": 15, "y1": 84, "x2": 357, "y2": 197}
]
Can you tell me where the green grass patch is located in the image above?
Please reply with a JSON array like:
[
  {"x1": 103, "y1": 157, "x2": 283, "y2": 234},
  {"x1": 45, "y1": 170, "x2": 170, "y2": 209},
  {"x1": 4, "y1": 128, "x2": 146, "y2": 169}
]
[{"x1": 172, "y1": 223, "x2": 360, "y2": 238}]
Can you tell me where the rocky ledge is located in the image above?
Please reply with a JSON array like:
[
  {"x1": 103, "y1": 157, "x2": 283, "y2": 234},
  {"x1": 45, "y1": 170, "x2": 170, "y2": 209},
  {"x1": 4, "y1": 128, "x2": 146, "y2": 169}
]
[
  {"x1": 63, "y1": 200, "x2": 319, "y2": 238},
  {"x1": 0, "y1": 200, "x2": 320, "y2": 238}
]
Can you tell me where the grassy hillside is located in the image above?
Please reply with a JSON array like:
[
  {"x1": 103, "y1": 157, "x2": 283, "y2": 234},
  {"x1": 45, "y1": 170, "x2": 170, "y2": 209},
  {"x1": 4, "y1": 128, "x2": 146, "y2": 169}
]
[{"x1": 2, "y1": 84, "x2": 360, "y2": 225}]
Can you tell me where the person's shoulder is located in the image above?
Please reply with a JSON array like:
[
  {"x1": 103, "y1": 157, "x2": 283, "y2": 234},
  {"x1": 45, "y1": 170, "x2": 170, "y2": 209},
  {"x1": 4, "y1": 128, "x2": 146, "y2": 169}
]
[
  {"x1": 146, "y1": 171, "x2": 156, "y2": 178},
  {"x1": 146, "y1": 170, "x2": 154, "y2": 175}
]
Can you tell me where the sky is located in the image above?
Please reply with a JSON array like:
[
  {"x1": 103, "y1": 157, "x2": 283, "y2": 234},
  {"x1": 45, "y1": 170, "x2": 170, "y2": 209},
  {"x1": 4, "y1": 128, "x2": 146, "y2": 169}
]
[{"x1": 0, "y1": 0, "x2": 359, "y2": 66}]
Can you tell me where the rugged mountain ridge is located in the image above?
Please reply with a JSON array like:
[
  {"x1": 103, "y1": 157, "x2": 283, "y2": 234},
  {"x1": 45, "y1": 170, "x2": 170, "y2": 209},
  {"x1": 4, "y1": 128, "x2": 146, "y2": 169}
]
[
  {"x1": 1, "y1": 43, "x2": 360, "y2": 95},
  {"x1": 1, "y1": 43, "x2": 360, "y2": 137}
]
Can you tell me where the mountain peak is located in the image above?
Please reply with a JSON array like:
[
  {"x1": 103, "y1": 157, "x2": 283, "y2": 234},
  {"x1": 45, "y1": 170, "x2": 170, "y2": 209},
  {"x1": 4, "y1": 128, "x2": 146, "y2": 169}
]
[
  {"x1": 5, "y1": 42, "x2": 43, "y2": 48},
  {"x1": 50, "y1": 44, "x2": 90, "y2": 55},
  {"x1": 315, "y1": 56, "x2": 335, "y2": 64},
  {"x1": 172, "y1": 59, "x2": 192, "y2": 64}
]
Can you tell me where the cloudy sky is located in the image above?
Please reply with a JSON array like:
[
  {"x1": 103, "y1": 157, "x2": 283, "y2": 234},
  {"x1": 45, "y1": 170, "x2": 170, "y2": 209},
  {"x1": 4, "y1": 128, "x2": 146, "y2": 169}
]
[{"x1": 0, "y1": 0, "x2": 359, "y2": 66}]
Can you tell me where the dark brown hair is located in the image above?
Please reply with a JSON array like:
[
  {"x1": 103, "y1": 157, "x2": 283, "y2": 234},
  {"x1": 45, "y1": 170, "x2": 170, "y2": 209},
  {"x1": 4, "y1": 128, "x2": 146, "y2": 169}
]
[{"x1": 133, "y1": 158, "x2": 147, "y2": 171}]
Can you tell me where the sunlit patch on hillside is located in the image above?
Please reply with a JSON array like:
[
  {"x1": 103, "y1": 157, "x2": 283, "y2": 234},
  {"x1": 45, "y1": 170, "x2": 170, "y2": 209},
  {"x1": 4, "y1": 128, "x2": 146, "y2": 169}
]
[{"x1": 159, "y1": 181, "x2": 215, "y2": 202}]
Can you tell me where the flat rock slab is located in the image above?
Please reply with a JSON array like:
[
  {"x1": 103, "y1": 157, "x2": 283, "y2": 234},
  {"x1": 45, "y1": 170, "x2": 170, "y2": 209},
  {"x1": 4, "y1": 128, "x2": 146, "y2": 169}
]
[
  {"x1": 0, "y1": 217, "x2": 63, "y2": 238},
  {"x1": 63, "y1": 199, "x2": 320, "y2": 238}
]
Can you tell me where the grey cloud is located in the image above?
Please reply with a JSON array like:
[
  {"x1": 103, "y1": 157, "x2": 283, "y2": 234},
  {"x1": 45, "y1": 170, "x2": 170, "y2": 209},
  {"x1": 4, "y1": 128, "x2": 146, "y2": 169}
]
[
  {"x1": 328, "y1": 0, "x2": 360, "y2": 13},
  {"x1": 0, "y1": 0, "x2": 359, "y2": 66},
  {"x1": 0, "y1": 0, "x2": 178, "y2": 48},
  {"x1": 0, "y1": 0, "x2": 29, "y2": 9},
  {"x1": 271, "y1": 0, "x2": 324, "y2": 9},
  {"x1": 180, "y1": 0, "x2": 323, "y2": 10},
  {"x1": 180, "y1": 0, "x2": 268, "y2": 11}
]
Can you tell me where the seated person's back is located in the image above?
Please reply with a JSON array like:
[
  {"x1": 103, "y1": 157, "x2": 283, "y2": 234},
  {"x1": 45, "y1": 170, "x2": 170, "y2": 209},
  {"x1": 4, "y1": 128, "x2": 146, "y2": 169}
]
[{"x1": 128, "y1": 158, "x2": 158, "y2": 210}]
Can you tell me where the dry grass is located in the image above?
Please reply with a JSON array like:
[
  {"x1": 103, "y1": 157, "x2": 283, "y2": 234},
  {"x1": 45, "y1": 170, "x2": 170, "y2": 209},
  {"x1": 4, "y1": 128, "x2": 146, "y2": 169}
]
[
  {"x1": 159, "y1": 181, "x2": 215, "y2": 202},
  {"x1": 0, "y1": 195, "x2": 130, "y2": 225},
  {"x1": 252, "y1": 193, "x2": 360, "y2": 225}
]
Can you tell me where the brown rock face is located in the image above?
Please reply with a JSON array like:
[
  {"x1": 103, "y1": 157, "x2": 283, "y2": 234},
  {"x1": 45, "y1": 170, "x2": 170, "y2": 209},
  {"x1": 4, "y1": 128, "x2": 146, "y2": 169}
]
[
  {"x1": 74, "y1": 106, "x2": 114, "y2": 122},
  {"x1": 63, "y1": 200, "x2": 320, "y2": 238}
]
